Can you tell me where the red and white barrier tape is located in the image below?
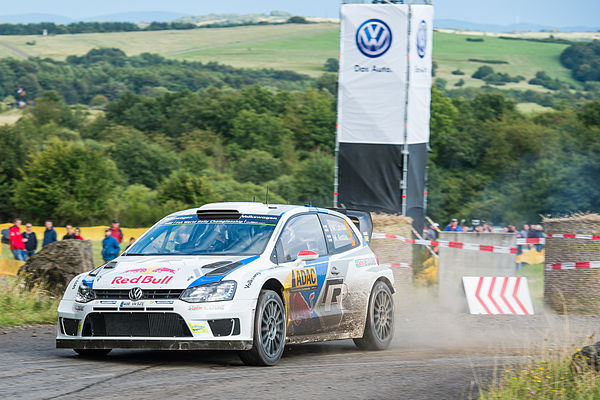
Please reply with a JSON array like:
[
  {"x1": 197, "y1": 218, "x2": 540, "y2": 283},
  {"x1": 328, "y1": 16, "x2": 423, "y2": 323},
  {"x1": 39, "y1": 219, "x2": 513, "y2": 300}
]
[
  {"x1": 546, "y1": 233, "x2": 600, "y2": 240},
  {"x1": 545, "y1": 261, "x2": 600, "y2": 271},
  {"x1": 372, "y1": 233, "x2": 517, "y2": 255},
  {"x1": 516, "y1": 238, "x2": 545, "y2": 245},
  {"x1": 379, "y1": 262, "x2": 412, "y2": 269}
]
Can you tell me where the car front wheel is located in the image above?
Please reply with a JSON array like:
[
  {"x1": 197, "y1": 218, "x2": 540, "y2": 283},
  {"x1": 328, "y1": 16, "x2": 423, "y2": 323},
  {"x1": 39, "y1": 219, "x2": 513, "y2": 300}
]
[
  {"x1": 239, "y1": 289, "x2": 286, "y2": 366},
  {"x1": 354, "y1": 281, "x2": 394, "y2": 350}
]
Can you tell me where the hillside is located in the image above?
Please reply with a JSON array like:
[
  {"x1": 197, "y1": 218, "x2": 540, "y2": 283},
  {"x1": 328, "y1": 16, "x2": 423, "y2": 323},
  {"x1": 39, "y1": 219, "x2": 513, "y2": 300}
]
[{"x1": 0, "y1": 23, "x2": 580, "y2": 85}]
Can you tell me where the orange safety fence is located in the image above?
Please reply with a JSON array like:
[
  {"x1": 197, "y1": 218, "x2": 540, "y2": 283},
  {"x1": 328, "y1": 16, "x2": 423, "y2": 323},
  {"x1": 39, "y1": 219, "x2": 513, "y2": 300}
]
[{"x1": 0, "y1": 258, "x2": 25, "y2": 276}]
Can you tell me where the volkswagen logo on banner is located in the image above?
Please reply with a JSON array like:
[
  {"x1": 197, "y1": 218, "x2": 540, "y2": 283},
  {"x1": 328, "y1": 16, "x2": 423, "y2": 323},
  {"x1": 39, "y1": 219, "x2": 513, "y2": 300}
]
[
  {"x1": 129, "y1": 287, "x2": 143, "y2": 301},
  {"x1": 416, "y1": 20, "x2": 427, "y2": 58},
  {"x1": 356, "y1": 18, "x2": 392, "y2": 58}
]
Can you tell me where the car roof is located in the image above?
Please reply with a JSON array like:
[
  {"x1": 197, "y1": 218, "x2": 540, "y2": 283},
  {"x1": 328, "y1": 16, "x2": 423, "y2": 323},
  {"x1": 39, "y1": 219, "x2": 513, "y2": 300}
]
[{"x1": 166, "y1": 202, "x2": 330, "y2": 219}]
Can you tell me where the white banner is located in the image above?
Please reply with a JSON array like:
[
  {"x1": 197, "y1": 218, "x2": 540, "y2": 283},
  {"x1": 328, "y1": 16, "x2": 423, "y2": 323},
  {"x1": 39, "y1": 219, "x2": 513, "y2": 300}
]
[
  {"x1": 337, "y1": 4, "x2": 433, "y2": 145},
  {"x1": 407, "y1": 5, "x2": 434, "y2": 144}
]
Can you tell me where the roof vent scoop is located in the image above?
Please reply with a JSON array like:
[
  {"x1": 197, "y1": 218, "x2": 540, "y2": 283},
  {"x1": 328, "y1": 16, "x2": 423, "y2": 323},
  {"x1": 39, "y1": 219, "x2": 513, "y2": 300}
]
[{"x1": 196, "y1": 209, "x2": 242, "y2": 220}]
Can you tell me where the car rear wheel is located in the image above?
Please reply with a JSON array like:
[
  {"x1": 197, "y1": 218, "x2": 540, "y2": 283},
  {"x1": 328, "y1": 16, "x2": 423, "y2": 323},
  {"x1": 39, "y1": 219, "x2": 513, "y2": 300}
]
[
  {"x1": 74, "y1": 349, "x2": 112, "y2": 357},
  {"x1": 239, "y1": 289, "x2": 286, "y2": 366},
  {"x1": 354, "y1": 281, "x2": 394, "y2": 350}
]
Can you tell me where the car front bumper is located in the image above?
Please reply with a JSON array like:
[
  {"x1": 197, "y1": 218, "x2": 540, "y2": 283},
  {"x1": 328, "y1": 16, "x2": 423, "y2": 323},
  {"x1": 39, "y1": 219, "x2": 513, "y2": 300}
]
[{"x1": 56, "y1": 338, "x2": 252, "y2": 351}]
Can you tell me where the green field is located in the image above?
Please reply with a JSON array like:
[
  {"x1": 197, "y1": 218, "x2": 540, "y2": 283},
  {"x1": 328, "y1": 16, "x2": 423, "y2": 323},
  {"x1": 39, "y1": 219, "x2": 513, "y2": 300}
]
[{"x1": 0, "y1": 23, "x2": 577, "y2": 85}]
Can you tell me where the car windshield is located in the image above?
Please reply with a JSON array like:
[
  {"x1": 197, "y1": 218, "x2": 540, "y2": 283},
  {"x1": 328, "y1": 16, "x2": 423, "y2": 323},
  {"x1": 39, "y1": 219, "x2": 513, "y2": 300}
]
[{"x1": 126, "y1": 214, "x2": 280, "y2": 256}]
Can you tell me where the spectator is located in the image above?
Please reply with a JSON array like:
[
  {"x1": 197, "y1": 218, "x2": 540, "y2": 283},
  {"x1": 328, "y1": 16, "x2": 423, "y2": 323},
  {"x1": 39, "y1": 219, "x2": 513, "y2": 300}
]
[
  {"x1": 483, "y1": 222, "x2": 494, "y2": 232},
  {"x1": 444, "y1": 218, "x2": 463, "y2": 232},
  {"x1": 22, "y1": 223, "x2": 37, "y2": 260},
  {"x1": 519, "y1": 224, "x2": 529, "y2": 239},
  {"x1": 74, "y1": 227, "x2": 84, "y2": 240},
  {"x1": 9, "y1": 218, "x2": 25, "y2": 261},
  {"x1": 42, "y1": 220, "x2": 57, "y2": 247},
  {"x1": 474, "y1": 225, "x2": 484, "y2": 233},
  {"x1": 102, "y1": 228, "x2": 120, "y2": 262},
  {"x1": 110, "y1": 219, "x2": 123, "y2": 244},
  {"x1": 125, "y1": 236, "x2": 136, "y2": 250},
  {"x1": 507, "y1": 223, "x2": 518, "y2": 233},
  {"x1": 62, "y1": 224, "x2": 76, "y2": 240},
  {"x1": 534, "y1": 225, "x2": 545, "y2": 252},
  {"x1": 502, "y1": 227, "x2": 509, "y2": 233}
]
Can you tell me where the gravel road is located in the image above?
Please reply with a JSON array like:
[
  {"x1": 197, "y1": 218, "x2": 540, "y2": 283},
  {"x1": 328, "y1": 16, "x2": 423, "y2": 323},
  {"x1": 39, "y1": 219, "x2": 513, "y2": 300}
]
[{"x1": 1, "y1": 290, "x2": 599, "y2": 400}]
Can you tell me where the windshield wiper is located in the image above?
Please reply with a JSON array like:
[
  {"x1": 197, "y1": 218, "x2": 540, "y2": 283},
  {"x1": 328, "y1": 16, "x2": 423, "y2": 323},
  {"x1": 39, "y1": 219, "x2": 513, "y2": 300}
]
[{"x1": 124, "y1": 253, "x2": 146, "y2": 256}]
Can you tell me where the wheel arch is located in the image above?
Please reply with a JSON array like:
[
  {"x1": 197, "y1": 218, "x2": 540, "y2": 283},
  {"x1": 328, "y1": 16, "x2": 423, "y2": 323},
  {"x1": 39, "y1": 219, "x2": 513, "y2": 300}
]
[
  {"x1": 261, "y1": 278, "x2": 285, "y2": 305},
  {"x1": 375, "y1": 276, "x2": 395, "y2": 294}
]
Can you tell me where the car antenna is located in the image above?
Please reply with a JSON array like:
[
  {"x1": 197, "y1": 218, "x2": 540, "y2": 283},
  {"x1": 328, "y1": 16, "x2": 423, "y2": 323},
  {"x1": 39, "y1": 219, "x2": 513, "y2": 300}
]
[{"x1": 265, "y1": 185, "x2": 269, "y2": 206}]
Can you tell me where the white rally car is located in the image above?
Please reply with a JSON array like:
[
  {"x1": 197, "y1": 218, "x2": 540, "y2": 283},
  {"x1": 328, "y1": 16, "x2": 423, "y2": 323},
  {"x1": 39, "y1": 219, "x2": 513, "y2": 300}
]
[{"x1": 57, "y1": 202, "x2": 395, "y2": 365}]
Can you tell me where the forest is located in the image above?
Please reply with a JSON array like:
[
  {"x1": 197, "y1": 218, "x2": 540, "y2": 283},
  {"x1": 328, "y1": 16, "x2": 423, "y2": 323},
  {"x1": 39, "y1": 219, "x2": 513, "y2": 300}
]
[{"x1": 1, "y1": 48, "x2": 600, "y2": 227}]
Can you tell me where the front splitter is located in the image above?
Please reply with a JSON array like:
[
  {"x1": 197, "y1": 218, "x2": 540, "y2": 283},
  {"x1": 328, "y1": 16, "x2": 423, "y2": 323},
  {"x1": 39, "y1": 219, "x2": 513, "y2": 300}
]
[{"x1": 57, "y1": 338, "x2": 252, "y2": 351}]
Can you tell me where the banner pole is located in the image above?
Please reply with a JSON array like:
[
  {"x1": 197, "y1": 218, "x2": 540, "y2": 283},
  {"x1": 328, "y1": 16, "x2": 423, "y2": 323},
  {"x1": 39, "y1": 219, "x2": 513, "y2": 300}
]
[
  {"x1": 401, "y1": 4, "x2": 412, "y2": 216},
  {"x1": 333, "y1": 3, "x2": 344, "y2": 208}
]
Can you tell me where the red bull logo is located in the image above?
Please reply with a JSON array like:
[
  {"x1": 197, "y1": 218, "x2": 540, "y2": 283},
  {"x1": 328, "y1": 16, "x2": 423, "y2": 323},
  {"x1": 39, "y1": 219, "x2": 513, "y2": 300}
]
[
  {"x1": 289, "y1": 292, "x2": 315, "y2": 326},
  {"x1": 111, "y1": 275, "x2": 173, "y2": 285},
  {"x1": 122, "y1": 266, "x2": 177, "y2": 275}
]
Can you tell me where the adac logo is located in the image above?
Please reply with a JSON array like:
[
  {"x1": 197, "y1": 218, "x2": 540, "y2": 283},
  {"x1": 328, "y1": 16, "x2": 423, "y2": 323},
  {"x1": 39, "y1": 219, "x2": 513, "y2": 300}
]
[
  {"x1": 291, "y1": 267, "x2": 317, "y2": 292},
  {"x1": 416, "y1": 20, "x2": 427, "y2": 59},
  {"x1": 355, "y1": 18, "x2": 392, "y2": 58}
]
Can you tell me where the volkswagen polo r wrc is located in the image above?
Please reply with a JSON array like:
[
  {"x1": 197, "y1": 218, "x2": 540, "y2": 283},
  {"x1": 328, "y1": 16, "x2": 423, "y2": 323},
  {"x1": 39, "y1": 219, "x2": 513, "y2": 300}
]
[{"x1": 57, "y1": 202, "x2": 395, "y2": 365}]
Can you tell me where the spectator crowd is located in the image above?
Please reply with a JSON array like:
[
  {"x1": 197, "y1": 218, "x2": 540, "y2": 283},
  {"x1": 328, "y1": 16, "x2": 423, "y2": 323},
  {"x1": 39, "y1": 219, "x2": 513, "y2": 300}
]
[
  {"x1": 3, "y1": 218, "x2": 129, "y2": 263},
  {"x1": 424, "y1": 218, "x2": 545, "y2": 245}
]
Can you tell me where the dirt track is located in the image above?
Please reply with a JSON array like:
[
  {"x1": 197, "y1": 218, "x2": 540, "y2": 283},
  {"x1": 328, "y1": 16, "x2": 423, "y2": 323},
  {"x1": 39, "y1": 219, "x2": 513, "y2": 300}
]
[{"x1": 1, "y1": 291, "x2": 599, "y2": 400}]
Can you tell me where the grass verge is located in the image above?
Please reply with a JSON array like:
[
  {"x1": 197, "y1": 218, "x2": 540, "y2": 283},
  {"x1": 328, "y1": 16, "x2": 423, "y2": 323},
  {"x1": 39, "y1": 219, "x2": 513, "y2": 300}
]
[
  {"x1": 0, "y1": 277, "x2": 59, "y2": 327},
  {"x1": 482, "y1": 346, "x2": 600, "y2": 399}
]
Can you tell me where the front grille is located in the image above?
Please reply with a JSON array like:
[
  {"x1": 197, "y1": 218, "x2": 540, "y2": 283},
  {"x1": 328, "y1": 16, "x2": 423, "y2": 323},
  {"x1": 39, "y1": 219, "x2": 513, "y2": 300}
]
[
  {"x1": 61, "y1": 318, "x2": 79, "y2": 336},
  {"x1": 82, "y1": 312, "x2": 192, "y2": 337},
  {"x1": 208, "y1": 318, "x2": 240, "y2": 337},
  {"x1": 94, "y1": 289, "x2": 184, "y2": 300}
]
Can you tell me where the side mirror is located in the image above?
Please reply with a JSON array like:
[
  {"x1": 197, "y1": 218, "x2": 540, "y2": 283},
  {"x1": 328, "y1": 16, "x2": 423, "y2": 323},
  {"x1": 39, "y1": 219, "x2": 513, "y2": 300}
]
[{"x1": 296, "y1": 250, "x2": 318, "y2": 262}]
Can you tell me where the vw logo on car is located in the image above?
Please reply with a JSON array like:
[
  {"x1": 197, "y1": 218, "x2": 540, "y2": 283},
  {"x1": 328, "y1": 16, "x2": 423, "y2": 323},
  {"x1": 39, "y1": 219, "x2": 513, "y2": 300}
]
[
  {"x1": 416, "y1": 19, "x2": 427, "y2": 58},
  {"x1": 355, "y1": 18, "x2": 392, "y2": 58},
  {"x1": 129, "y1": 287, "x2": 143, "y2": 301}
]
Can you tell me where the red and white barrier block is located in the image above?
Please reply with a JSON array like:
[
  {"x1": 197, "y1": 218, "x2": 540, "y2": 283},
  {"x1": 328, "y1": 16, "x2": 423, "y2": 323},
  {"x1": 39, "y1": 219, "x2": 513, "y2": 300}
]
[{"x1": 462, "y1": 276, "x2": 534, "y2": 315}]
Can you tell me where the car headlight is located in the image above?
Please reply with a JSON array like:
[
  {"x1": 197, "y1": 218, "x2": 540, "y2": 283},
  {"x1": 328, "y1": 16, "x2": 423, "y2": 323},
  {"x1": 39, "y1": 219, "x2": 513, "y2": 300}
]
[
  {"x1": 75, "y1": 282, "x2": 95, "y2": 303},
  {"x1": 180, "y1": 281, "x2": 237, "y2": 303}
]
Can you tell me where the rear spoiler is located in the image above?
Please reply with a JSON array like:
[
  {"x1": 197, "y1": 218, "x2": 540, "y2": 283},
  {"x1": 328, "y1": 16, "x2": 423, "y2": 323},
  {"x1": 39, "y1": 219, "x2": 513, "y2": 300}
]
[{"x1": 328, "y1": 208, "x2": 373, "y2": 243}]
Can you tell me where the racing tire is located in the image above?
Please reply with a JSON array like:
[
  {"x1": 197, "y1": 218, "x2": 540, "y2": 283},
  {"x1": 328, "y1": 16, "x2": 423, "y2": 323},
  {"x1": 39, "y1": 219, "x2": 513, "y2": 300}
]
[
  {"x1": 239, "y1": 289, "x2": 286, "y2": 366},
  {"x1": 74, "y1": 349, "x2": 112, "y2": 357},
  {"x1": 354, "y1": 281, "x2": 394, "y2": 351}
]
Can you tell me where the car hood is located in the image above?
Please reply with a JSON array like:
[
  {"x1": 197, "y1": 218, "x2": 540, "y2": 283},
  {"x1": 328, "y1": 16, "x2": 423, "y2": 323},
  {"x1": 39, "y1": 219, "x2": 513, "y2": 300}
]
[{"x1": 88, "y1": 255, "x2": 259, "y2": 290}]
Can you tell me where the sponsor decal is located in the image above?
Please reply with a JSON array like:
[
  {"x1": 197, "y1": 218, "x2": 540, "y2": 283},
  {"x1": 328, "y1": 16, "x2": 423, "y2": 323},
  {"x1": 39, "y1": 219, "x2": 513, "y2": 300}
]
[
  {"x1": 163, "y1": 214, "x2": 279, "y2": 226},
  {"x1": 111, "y1": 276, "x2": 173, "y2": 285},
  {"x1": 188, "y1": 304, "x2": 225, "y2": 311},
  {"x1": 356, "y1": 18, "x2": 392, "y2": 58},
  {"x1": 74, "y1": 304, "x2": 85, "y2": 311},
  {"x1": 289, "y1": 292, "x2": 316, "y2": 327},
  {"x1": 416, "y1": 20, "x2": 427, "y2": 59},
  {"x1": 71, "y1": 276, "x2": 81, "y2": 290},
  {"x1": 188, "y1": 322, "x2": 209, "y2": 334},
  {"x1": 244, "y1": 272, "x2": 261, "y2": 289},
  {"x1": 94, "y1": 300, "x2": 117, "y2": 305},
  {"x1": 122, "y1": 267, "x2": 177, "y2": 275},
  {"x1": 149, "y1": 300, "x2": 174, "y2": 305},
  {"x1": 355, "y1": 258, "x2": 377, "y2": 268},
  {"x1": 291, "y1": 267, "x2": 317, "y2": 292},
  {"x1": 119, "y1": 301, "x2": 144, "y2": 308},
  {"x1": 322, "y1": 279, "x2": 345, "y2": 312}
]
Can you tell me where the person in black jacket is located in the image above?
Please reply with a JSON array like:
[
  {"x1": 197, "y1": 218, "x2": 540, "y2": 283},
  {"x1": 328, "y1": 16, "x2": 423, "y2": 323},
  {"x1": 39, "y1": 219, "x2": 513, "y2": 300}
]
[
  {"x1": 42, "y1": 220, "x2": 57, "y2": 247},
  {"x1": 62, "y1": 224, "x2": 76, "y2": 240},
  {"x1": 22, "y1": 223, "x2": 37, "y2": 260}
]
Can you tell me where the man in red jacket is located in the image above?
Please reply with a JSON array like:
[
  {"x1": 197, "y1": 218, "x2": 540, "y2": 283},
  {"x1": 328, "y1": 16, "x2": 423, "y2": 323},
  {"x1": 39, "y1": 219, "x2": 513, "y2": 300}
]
[
  {"x1": 9, "y1": 218, "x2": 25, "y2": 261},
  {"x1": 110, "y1": 220, "x2": 123, "y2": 244}
]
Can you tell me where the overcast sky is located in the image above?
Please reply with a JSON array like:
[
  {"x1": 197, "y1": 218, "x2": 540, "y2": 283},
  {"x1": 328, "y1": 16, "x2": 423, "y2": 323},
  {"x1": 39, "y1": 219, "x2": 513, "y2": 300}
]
[{"x1": 0, "y1": 0, "x2": 598, "y2": 27}]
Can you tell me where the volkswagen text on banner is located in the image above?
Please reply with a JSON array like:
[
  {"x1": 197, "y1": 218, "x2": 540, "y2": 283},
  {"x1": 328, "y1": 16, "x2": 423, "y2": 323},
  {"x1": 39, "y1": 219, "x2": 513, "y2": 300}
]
[{"x1": 336, "y1": 4, "x2": 434, "y2": 230}]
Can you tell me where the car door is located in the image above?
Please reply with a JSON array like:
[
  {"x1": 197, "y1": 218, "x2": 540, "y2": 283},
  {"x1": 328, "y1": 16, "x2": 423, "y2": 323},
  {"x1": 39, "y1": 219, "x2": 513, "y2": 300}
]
[
  {"x1": 318, "y1": 213, "x2": 363, "y2": 333},
  {"x1": 274, "y1": 213, "x2": 331, "y2": 337}
]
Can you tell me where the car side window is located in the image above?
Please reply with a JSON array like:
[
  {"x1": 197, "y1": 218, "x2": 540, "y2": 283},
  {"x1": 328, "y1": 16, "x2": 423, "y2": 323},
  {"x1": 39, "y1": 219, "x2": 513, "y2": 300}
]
[
  {"x1": 275, "y1": 214, "x2": 328, "y2": 263},
  {"x1": 320, "y1": 214, "x2": 360, "y2": 254}
]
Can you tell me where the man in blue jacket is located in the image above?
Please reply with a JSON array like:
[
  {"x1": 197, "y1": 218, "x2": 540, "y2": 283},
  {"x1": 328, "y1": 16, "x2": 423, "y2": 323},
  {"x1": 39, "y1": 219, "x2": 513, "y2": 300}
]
[
  {"x1": 42, "y1": 220, "x2": 57, "y2": 247},
  {"x1": 102, "y1": 228, "x2": 120, "y2": 262}
]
